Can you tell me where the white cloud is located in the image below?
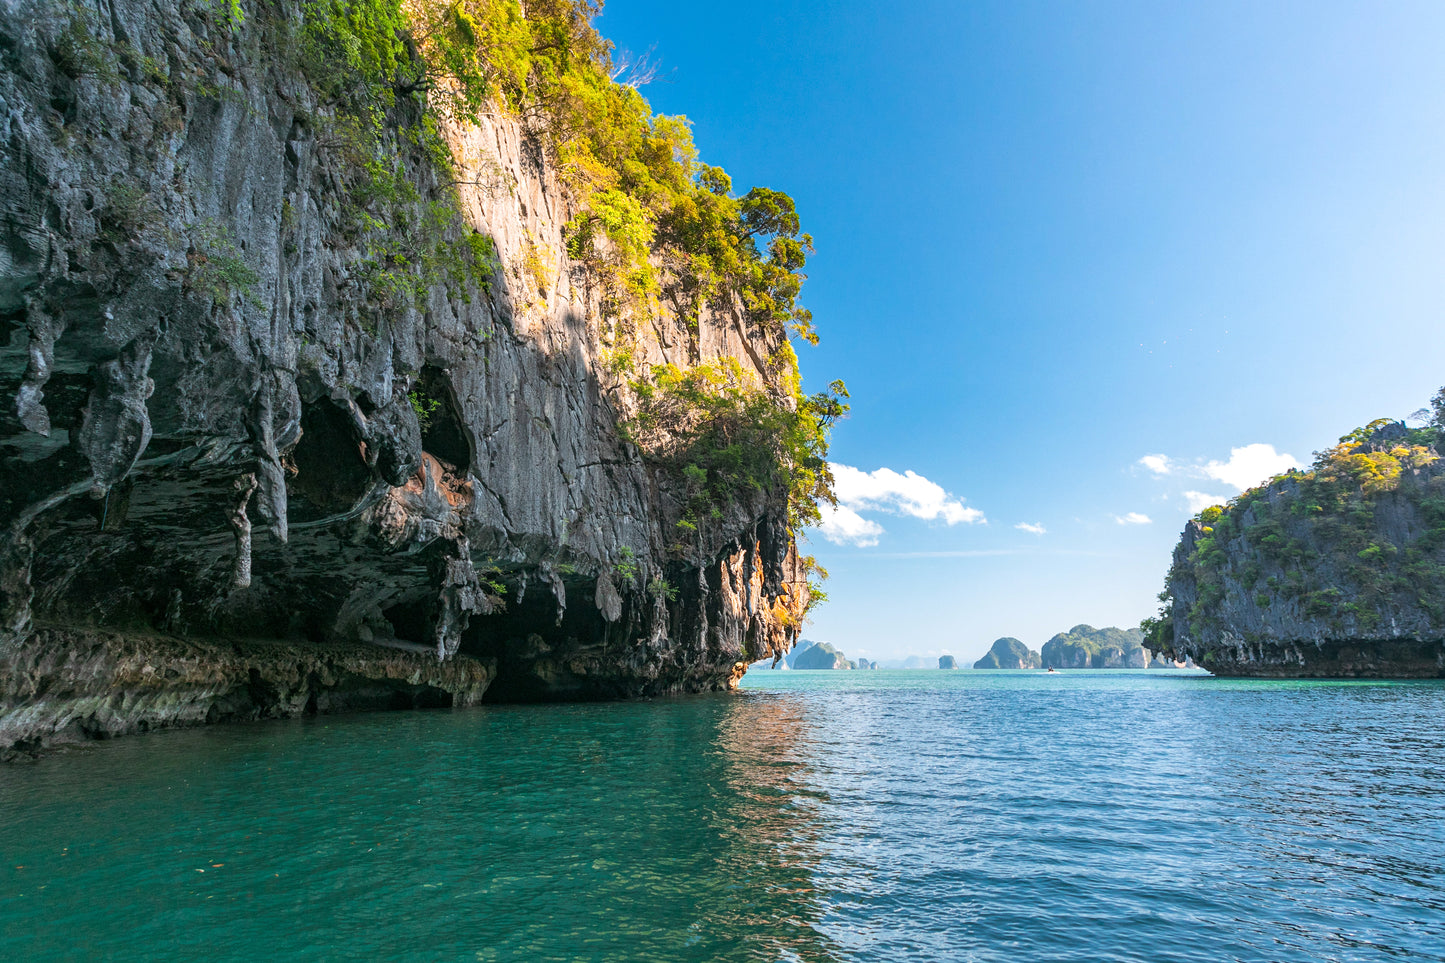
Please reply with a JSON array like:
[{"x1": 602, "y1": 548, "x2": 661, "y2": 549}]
[
  {"x1": 1183, "y1": 491, "x2": 1229, "y2": 514},
  {"x1": 1203, "y1": 443, "x2": 1303, "y2": 491},
  {"x1": 814, "y1": 502, "x2": 886, "y2": 547},
  {"x1": 1113, "y1": 512, "x2": 1153, "y2": 525},
  {"x1": 1015, "y1": 522, "x2": 1047, "y2": 535},
  {"x1": 830, "y1": 464, "x2": 985, "y2": 525},
  {"x1": 1138, "y1": 454, "x2": 1173, "y2": 475}
]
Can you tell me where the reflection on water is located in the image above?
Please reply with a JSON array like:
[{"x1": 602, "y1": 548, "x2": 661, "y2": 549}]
[
  {"x1": 3, "y1": 672, "x2": 1445, "y2": 962},
  {"x1": 710, "y1": 694, "x2": 843, "y2": 962}
]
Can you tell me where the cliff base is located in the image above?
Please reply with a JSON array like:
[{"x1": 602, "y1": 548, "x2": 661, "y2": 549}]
[{"x1": 1, "y1": 627, "x2": 496, "y2": 759}]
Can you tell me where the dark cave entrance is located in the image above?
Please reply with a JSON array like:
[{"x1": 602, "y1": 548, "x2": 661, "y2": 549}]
[
  {"x1": 463, "y1": 576, "x2": 620, "y2": 703},
  {"x1": 414, "y1": 365, "x2": 471, "y2": 471},
  {"x1": 381, "y1": 595, "x2": 435, "y2": 648},
  {"x1": 288, "y1": 398, "x2": 371, "y2": 517}
]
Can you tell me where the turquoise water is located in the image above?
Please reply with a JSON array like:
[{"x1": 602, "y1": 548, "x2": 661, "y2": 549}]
[{"x1": 3, "y1": 669, "x2": 1444, "y2": 961}]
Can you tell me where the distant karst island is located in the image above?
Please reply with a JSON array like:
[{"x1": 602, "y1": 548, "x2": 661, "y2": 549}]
[
  {"x1": 974, "y1": 637, "x2": 1041, "y2": 669},
  {"x1": 757, "y1": 640, "x2": 877, "y2": 670},
  {"x1": 1041, "y1": 625, "x2": 1150, "y2": 668},
  {"x1": 969, "y1": 626, "x2": 1180, "y2": 669},
  {"x1": 758, "y1": 627, "x2": 1186, "y2": 672}
]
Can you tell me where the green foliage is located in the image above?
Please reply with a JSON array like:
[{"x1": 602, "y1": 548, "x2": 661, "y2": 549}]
[
  {"x1": 408, "y1": 389, "x2": 441, "y2": 431},
  {"x1": 647, "y1": 576, "x2": 678, "y2": 602},
  {"x1": 54, "y1": 15, "x2": 120, "y2": 82},
  {"x1": 99, "y1": 182, "x2": 156, "y2": 243},
  {"x1": 186, "y1": 222, "x2": 262, "y2": 308},
  {"x1": 624, "y1": 358, "x2": 847, "y2": 536},
  {"x1": 299, "y1": 1, "x2": 500, "y2": 316},
  {"x1": 479, "y1": 564, "x2": 508, "y2": 608},
  {"x1": 202, "y1": 0, "x2": 247, "y2": 28},
  {"x1": 801, "y1": 554, "x2": 830, "y2": 619},
  {"x1": 614, "y1": 546, "x2": 639, "y2": 587}
]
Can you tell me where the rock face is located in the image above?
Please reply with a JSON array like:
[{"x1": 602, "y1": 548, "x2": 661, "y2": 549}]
[
  {"x1": 0, "y1": 0, "x2": 811, "y2": 753},
  {"x1": 1149, "y1": 420, "x2": 1445, "y2": 678},
  {"x1": 938, "y1": 655, "x2": 959, "y2": 670},
  {"x1": 792, "y1": 642, "x2": 850, "y2": 670},
  {"x1": 973, "y1": 637, "x2": 1040, "y2": 669},
  {"x1": 1040, "y1": 625, "x2": 1149, "y2": 669}
]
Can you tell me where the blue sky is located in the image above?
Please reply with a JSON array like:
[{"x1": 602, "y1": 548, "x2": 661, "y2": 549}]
[{"x1": 597, "y1": 0, "x2": 1445, "y2": 662}]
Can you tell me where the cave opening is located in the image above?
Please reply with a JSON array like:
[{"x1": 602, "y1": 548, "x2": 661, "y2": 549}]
[
  {"x1": 381, "y1": 595, "x2": 435, "y2": 648},
  {"x1": 414, "y1": 365, "x2": 471, "y2": 471},
  {"x1": 465, "y1": 576, "x2": 618, "y2": 703},
  {"x1": 288, "y1": 398, "x2": 371, "y2": 517}
]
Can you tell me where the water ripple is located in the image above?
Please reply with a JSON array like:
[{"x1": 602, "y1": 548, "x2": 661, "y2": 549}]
[{"x1": 1, "y1": 671, "x2": 1443, "y2": 961}]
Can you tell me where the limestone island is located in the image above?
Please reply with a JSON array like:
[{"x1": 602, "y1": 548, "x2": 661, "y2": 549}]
[
  {"x1": 1041, "y1": 625, "x2": 1151, "y2": 669},
  {"x1": 1145, "y1": 403, "x2": 1445, "y2": 677},
  {"x1": 973, "y1": 637, "x2": 1041, "y2": 669}
]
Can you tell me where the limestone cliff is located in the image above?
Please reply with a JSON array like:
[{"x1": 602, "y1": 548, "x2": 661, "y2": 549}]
[
  {"x1": 1147, "y1": 418, "x2": 1445, "y2": 677},
  {"x1": 0, "y1": 0, "x2": 831, "y2": 753}
]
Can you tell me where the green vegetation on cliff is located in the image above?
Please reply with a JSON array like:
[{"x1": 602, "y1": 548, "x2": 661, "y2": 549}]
[
  {"x1": 298, "y1": 0, "x2": 840, "y2": 587},
  {"x1": 302, "y1": 0, "x2": 817, "y2": 340},
  {"x1": 1145, "y1": 392, "x2": 1445, "y2": 661}
]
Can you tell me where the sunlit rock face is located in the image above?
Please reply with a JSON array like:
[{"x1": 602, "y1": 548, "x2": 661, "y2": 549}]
[{"x1": 0, "y1": 0, "x2": 807, "y2": 752}]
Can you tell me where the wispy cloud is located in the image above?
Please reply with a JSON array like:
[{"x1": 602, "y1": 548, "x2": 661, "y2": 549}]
[
  {"x1": 815, "y1": 464, "x2": 985, "y2": 545},
  {"x1": 1015, "y1": 522, "x2": 1047, "y2": 535},
  {"x1": 1113, "y1": 512, "x2": 1153, "y2": 525},
  {"x1": 832, "y1": 464, "x2": 985, "y2": 525},
  {"x1": 1137, "y1": 443, "x2": 1304, "y2": 508},
  {"x1": 814, "y1": 502, "x2": 886, "y2": 547},
  {"x1": 1203, "y1": 443, "x2": 1303, "y2": 491},
  {"x1": 867, "y1": 549, "x2": 1112, "y2": 559},
  {"x1": 1183, "y1": 490, "x2": 1229, "y2": 513},
  {"x1": 1138, "y1": 454, "x2": 1173, "y2": 476}
]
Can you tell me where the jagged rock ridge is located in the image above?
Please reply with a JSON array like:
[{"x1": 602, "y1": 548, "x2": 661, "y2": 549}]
[{"x1": 0, "y1": 0, "x2": 819, "y2": 753}]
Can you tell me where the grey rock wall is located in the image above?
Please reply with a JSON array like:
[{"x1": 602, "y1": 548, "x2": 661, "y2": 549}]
[{"x1": 0, "y1": 0, "x2": 808, "y2": 752}]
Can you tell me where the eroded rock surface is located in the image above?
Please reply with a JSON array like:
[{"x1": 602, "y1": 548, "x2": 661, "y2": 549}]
[{"x1": 0, "y1": 0, "x2": 807, "y2": 753}]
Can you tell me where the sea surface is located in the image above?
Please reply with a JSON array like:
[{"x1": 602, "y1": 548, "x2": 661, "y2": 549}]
[{"x1": 2, "y1": 669, "x2": 1444, "y2": 962}]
